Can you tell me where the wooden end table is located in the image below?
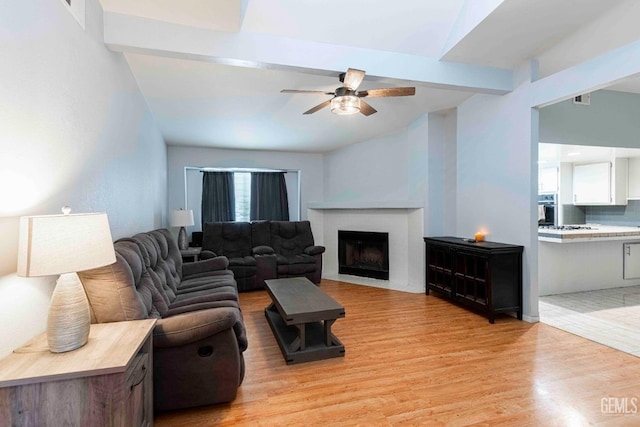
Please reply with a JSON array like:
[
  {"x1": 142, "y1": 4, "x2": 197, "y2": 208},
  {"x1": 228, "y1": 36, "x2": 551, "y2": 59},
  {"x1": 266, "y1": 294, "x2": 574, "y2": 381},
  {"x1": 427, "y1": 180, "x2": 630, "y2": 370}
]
[
  {"x1": 180, "y1": 247, "x2": 201, "y2": 262},
  {"x1": 0, "y1": 319, "x2": 156, "y2": 426},
  {"x1": 265, "y1": 277, "x2": 345, "y2": 364}
]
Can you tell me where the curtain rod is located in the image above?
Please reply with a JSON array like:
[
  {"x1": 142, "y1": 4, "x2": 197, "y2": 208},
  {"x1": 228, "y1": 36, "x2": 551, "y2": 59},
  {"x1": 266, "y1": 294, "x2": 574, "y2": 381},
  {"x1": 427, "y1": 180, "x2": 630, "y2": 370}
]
[{"x1": 186, "y1": 166, "x2": 296, "y2": 173}]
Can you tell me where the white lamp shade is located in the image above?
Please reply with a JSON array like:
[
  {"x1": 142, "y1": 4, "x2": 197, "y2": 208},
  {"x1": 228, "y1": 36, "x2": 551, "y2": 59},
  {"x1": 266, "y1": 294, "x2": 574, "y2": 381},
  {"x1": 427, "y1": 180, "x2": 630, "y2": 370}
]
[
  {"x1": 17, "y1": 212, "x2": 116, "y2": 277},
  {"x1": 170, "y1": 209, "x2": 194, "y2": 227}
]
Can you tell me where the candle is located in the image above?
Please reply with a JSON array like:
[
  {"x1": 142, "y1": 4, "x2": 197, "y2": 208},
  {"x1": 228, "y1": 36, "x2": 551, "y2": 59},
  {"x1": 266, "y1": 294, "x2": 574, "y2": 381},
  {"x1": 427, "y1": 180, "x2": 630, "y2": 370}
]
[{"x1": 474, "y1": 232, "x2": 485, "y2": 242}]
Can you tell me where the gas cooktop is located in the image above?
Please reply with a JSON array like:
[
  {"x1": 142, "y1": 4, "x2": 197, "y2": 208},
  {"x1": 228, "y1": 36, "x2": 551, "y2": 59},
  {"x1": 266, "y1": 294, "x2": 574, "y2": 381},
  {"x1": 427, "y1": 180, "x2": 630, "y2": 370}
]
[{"x1": 538, "y1": 225, "x2": 594, "y2": 230}]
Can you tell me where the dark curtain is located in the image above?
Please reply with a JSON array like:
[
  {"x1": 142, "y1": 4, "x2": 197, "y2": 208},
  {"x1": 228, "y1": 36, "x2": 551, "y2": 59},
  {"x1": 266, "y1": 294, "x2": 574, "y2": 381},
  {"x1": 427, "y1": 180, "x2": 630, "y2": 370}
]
[
  {"x1": 201, "y1": 171, "x2": 235, "y2": 225},
  {"x1": 250, "y1": 172, "x2": 289, "y2": 221}
]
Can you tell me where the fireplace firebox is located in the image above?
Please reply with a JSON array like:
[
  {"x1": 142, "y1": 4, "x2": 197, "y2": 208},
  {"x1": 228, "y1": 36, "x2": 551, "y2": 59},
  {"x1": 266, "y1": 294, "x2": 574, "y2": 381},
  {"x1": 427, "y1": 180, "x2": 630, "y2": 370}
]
[{"x1": 338, "y1": 230, "x2": 389, "y2": 280}]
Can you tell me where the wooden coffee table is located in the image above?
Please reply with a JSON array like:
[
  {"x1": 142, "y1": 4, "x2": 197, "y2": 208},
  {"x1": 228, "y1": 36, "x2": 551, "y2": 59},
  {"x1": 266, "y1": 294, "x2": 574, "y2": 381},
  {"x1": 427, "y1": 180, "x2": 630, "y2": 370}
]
[{"x1": 265, "y1": 277, "x2": 345, "y2": 364}]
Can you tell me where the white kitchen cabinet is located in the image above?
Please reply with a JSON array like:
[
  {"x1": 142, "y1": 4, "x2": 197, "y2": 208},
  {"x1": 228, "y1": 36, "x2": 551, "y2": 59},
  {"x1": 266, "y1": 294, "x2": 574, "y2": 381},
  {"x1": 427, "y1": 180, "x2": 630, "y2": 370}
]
[
  {"x1": 559, "y1": 162, "x2": 573, "y2": 204},
  {"x1": 539, "y1": 166, "x2": 558, "y2": 193},
  {"x1": 627, "y1": 157, "x2": 640, "y2": 200},
  {"x1": 573, "y1": 158, "x2": 628, "y2": 206},
  {"x1": 573, "y1": 162, "x2": 610, "y2": 204}
]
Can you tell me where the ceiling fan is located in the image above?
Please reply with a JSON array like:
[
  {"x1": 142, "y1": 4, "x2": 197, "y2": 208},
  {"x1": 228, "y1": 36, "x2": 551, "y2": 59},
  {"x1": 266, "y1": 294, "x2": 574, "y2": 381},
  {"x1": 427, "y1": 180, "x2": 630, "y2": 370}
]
[{"x1": 281, "y1": 68, "x2": 416, "y2": 116}]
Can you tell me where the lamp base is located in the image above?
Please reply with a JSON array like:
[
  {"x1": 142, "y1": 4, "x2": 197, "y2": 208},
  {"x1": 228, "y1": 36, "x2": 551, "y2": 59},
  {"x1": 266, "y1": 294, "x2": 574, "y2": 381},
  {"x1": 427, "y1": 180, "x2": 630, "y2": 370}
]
[
  {"x1": 47, "y1": 272, "x2": 90, "y2": 353},
  {"x1": 178, "y1": 226, "x2": 188, "y2": 250}
]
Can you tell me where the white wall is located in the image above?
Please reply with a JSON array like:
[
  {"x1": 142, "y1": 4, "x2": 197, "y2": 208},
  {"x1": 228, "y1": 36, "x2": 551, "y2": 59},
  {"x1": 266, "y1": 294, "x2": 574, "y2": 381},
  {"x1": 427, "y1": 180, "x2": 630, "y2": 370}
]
[
  {"x1": 443, "y1": 112, "x2": 458, "y2": 234},
  {"x1": 540, "y1": 90, "x2": 640, "y2": 149},
  {"x1": 322, "y1": 124, "x2": 435, "y2": 230},
  {"x1": 322, "y1": 113, "x2": 456, "y2": 237},
  {"x1": 456, "y1": 78, "x2": 540, "y2": 321},
  {"x1": 0, "y1": 0, "x2": 167, "y2": 358},
  {"x1": 424, "y1": 112, "x2": 458, "y2": 236},
  {"x1": 167, "y1": 146, "x2": 323, "y2": 236},
  {"x1": 322, "y1": 129, "x2": 412, "y2": 203}
]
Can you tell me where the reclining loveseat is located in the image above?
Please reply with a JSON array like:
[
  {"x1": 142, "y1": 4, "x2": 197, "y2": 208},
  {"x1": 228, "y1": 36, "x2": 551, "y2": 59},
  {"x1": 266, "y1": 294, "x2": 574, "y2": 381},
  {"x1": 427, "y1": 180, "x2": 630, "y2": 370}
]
[
  {"x1": 200, "y1": 220, "x2": 325, "y2": 292},
  {"x1": 78, "y1": 228, "x2": 247, "y2": 412}
]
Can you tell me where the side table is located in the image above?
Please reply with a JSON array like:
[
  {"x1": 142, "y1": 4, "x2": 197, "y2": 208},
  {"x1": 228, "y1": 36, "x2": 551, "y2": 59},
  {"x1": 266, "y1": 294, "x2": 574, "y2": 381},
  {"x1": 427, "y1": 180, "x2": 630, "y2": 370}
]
[
  {"x1": 180, "y1": 246, "x2": 202, "y2": 262},
  {"x1": 0, "y1": 319, "x2": 156, "y2": 426}
]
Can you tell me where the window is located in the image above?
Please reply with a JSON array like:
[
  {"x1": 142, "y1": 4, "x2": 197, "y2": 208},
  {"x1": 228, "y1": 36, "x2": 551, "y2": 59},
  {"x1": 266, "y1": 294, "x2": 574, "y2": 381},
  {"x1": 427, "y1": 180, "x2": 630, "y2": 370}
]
[
  {"x1": 185, "y1": 167, "x2": 300, "y2": 226},
  {"x1": 234, "y1": 172, "x2": 251, "y2": 222}
]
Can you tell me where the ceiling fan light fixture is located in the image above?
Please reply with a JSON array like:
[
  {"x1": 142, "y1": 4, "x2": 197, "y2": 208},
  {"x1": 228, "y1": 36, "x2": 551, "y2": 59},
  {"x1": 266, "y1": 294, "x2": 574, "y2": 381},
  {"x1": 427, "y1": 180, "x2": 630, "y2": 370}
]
[{"x1": 331, "y1": 95, "x2": 360, "y2": 115}]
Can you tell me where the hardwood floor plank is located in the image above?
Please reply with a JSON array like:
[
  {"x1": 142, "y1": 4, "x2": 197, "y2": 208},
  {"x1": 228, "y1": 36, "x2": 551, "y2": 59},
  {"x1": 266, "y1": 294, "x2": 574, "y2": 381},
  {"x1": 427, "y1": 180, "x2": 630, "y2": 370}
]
[{"x1": 155, "y1": 280, "x2": 640, "y2": 426}]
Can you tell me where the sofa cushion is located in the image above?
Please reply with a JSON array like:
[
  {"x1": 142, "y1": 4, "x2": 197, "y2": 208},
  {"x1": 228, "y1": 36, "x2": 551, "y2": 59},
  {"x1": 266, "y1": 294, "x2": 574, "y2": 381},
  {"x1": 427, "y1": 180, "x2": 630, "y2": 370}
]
[
  {"x1": 171, "y1": 287, "x2": 239, "y2": 312},
  {"x1": 250, "y1": 220, "x2": 271, "y2": 247},
  {"x1": 132, "y1": 231, "x2": 183, "y2": 300},
  {"x1": 78, "y1": 240, "x2": 163, "y2": 322},
  {"x1": 228, "y1": 256, "x2": 257, "y2": 267},
  {"x1": 277, "y1": 262, "x2": 317, "y2": 276},
  {"x1": 270, "y1": 221, "x2": 315, "y2": 257},
  {"x1": 182, "y1": 256, "x2": 229, "y2": 277},
  {"x1": 179, "y1": 273, "x2": 236, "y2": 293},
  {"x1": 153, "y1": 307, "x2": 247, "y2": 351},
  {"x1": 203, "y1": 222, "x2": 252, "y2": 258},
  {"x1": 275, "y1": 254, "x2": 317, "y2": 265}
]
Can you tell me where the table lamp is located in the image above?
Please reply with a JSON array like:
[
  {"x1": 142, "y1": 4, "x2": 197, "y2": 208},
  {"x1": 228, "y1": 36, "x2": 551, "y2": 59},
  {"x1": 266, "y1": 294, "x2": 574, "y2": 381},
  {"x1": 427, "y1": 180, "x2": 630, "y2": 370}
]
[
  {"x1": 170, "y1": 209, "x2": 194, "y2": 250},
  {"x1": 17, "y1": 207, "x2": 115, "y2": 353}
]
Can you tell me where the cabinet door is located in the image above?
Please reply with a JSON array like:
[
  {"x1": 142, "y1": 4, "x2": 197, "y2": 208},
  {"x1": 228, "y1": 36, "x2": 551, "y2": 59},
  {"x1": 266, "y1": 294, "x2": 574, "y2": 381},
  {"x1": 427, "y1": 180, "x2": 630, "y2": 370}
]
[
  {"x1": 573, "y1": 162, "x2": 610, "y2": 205},
  {"x1": 624, "y1": 243, "x2": 640, "y2": 279},
  {"x1": 453, "y1": 251, "x2": 488, "y2": 306},
  {"x1": 425, "y1": 243, "x2": 452, "y2": 295},
  {"x1": 126, "y1": 352, "x2": 152, "y2": 427},
  {"x1": 628, "y1": 158, "x2": 640, "y2": 200},
  {"x1": 539, "y1": 166, "x2": 558, "y2": 193}
]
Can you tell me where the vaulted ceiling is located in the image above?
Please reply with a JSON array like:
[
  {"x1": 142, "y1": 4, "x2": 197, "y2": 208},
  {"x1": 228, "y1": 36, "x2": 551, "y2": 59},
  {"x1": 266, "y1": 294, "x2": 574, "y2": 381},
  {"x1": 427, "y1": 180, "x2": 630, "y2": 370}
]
[{"x1": 98, "y1": 0, "x2": 640, "y2": 152}]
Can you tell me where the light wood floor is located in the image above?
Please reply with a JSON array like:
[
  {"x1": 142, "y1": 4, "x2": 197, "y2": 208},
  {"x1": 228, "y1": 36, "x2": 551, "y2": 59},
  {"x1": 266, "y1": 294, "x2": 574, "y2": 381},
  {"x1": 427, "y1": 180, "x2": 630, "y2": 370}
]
[{"x1": 155, "y1": 280, "x2": 640, "y2": 426}]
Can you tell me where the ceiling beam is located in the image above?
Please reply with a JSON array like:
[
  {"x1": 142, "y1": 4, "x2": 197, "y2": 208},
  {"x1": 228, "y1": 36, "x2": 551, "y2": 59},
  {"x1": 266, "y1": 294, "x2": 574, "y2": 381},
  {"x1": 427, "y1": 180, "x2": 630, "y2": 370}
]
[
  {"x1": 530, "y1": 38, "x2": 640, "y2": 108},
  {"x1": 104, "y1": 12, "x2": 513, "y2": 95}
]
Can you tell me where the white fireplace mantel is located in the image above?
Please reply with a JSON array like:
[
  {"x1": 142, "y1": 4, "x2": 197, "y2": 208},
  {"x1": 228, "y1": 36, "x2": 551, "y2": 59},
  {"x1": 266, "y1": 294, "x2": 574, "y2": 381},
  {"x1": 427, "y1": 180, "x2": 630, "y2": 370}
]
[
  {"x1": 307, "y1": 201, "x2": 423, "y2": 210},
  {"x1": 308, "y1": 206, "x2": 424, "y2": 294}
]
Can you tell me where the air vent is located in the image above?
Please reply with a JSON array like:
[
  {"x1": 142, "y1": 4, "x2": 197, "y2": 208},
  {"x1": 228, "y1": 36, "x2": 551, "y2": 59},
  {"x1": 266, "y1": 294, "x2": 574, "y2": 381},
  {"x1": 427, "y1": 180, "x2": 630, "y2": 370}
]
[{"x1": 573, "y1": 93, "x2": 591, "y2": 105}]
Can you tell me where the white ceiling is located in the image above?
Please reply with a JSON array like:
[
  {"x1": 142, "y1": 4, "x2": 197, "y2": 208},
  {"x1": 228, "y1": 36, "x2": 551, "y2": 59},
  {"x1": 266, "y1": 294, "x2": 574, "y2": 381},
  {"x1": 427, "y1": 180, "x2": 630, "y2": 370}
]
[{"x1": 99, "y1": 0, "x2": 640, "y2": 153}]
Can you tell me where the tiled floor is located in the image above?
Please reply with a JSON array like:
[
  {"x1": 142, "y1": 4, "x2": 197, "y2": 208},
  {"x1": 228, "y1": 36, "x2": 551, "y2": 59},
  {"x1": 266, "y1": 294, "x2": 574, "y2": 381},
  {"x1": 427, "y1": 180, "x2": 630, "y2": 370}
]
[{"x1": 539, "y1": 286, "x2": 640, "y2": 357}]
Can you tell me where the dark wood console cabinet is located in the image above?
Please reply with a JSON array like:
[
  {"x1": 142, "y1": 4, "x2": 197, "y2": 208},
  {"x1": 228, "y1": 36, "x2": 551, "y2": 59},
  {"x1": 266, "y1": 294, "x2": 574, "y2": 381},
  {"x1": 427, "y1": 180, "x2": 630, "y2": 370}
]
[{"x1": 424, "y1": 237, "x2": 523, "y2": 323}]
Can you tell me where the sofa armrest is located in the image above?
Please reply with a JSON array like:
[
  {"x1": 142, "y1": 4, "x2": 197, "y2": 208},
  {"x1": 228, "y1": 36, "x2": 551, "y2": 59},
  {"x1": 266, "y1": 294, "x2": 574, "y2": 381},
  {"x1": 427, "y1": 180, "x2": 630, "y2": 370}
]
[
  {"x1": 182, "y1": 256, "x2": 229, "y2": 277},
  {"x1": 153, "y1": 307, "x2": 241, "y2": 348},
  {"x1": 253, "y1": 245, "x2": 275, "y2": 255},
  {"x1": 304, "y1": 245, "x2": 326, "y2": 256},
  {"x1": 200, "y1": 250, "x2": 218, "y2": 260}
]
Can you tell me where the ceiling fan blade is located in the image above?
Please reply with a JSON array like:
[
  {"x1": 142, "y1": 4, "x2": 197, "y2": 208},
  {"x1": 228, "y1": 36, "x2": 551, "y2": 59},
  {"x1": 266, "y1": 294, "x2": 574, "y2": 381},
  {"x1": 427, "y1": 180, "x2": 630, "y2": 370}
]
[
  {"x1": 358, "y1": 87, "x2": 416, "y2": 98},
  {"x1": 359, "y1": 100, "x2": 377, "y2": 116},
  {"x1": 343, "y1": 68, "x2": 366, "y2": 90},
  {"x1": 281, "y1": 89, "x2": 334, "y2": 95},
  {"x1": 303, "y1": 99, "x2": 332, "y2": 115}
]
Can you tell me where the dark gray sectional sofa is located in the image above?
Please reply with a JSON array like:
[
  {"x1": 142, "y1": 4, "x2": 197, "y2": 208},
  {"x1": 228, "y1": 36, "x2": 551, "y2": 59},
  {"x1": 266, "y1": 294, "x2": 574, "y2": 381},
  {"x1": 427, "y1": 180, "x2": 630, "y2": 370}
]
[
  {"x1": 78, "y1": 228, "x2": 247, "y2": 412},
  {"x1": 201, "y1": 220, "x2": 325, "y2": 292}
]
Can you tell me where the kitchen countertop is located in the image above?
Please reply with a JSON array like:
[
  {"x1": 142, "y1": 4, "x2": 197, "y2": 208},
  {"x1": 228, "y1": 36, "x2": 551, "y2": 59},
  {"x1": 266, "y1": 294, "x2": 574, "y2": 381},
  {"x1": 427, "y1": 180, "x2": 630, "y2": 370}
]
[{"x1": 538, "y1": 225, "x2": 640, "y2": 243}]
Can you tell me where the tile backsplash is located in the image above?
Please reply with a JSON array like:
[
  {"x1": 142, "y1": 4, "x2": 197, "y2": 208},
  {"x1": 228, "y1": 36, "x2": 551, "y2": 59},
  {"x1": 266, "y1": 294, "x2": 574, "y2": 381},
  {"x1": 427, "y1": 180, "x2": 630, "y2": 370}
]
[
  {"x1": 562, "y1": 204, "x2": 586, "y2": 225},
  {"x1": 585, "y1": 200, "x2": 640, "y2": 226}
]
